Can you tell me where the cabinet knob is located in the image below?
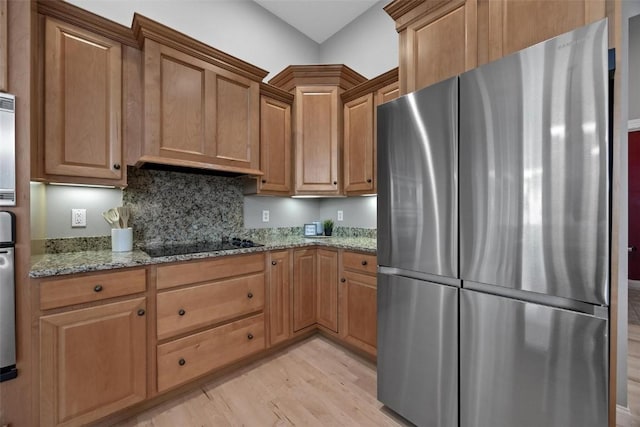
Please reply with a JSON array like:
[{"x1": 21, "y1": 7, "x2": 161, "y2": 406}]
[
  {"x1": 272, "y1": 260, "x2": 277, "y2": 266},
  {"x1": 261, "y1": 179, "x2": 267, "y2": 183},
  {"x1": 178, "y1": 358, "x2": 186, "y2": 366},
  {"x1": 178, "y1": 309, "x2": 186, "y2": 316},
  {"x1": 340, "y1": 278, "x2": 346, "y2": 283},
  {"x1": 247, "y1": 333, "x2": 254, "y2": 340},
  {"x1": 361, "y1": 260, "x2": 368, "y2": 266},
  {"x1": 137, "y1": 309, "x2": 145, "y2": 316},
  {"x1": 333, "y1": 181, "x2": 337, "y2": 185},
  {"x1": 247, "y1": 292, "x2": 253, "y2": 299},
  {"x1": 367, "y1": 178, "x2": 372, "y2": 183},
  {"x1": 113, "y1": 163, "x2": 121, "y2": 170},
  {"x1": 94, "y1": 284, "x2": 103, "y2": 292}
]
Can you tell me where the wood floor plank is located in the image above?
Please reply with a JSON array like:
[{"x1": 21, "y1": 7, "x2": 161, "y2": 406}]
[{"x1": 115, "y1": 336, "x2": 409, "y2": 426}]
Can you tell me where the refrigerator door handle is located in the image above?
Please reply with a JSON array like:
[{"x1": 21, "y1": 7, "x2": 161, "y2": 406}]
[{"x1": 378, "y1": 266, "x2": 461, "y2": 287}]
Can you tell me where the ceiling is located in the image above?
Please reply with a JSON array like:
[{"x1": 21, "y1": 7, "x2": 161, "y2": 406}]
[{"x1": 253, "y1": 0, "x2": 379, "y2": 44}]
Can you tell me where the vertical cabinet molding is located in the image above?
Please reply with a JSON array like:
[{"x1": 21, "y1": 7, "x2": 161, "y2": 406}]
[
  {"x1": 0, "y1": 0, "x2": 7, "y2": 92},
  {"x1": 316, "y1": 249, "x2": 339, "y2": 333},
  {"x1": 247, "y1": 84, "x2": 293, "y2": 195},
  {"x1": 342, "y1": 68, "x2": 399, "y2": 196},
  {"x1": 40, "y1": 16, "x2": 125, "y2": 184},
  {"x1": 269, "y1": 65, "x2": 367, "y2": 196},
  {"x1": 132, "y1": 15, "x2": 267, "y2": 175},
  {"x1": 267, "y1": 250, "x2": 292, "y2": 346},
  {"x1": 293, "y1": 248, "x2": 317, "y2": 332}
]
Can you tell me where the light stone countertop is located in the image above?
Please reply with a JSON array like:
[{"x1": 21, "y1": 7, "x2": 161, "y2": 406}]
[{"x1": 30, "y1": 236, "x2": 377, "y2": 278}]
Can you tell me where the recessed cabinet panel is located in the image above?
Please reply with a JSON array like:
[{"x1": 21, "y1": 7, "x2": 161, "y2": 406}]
[
  {"x1": 44, "y1": 17, "x2": 122, "y2": 180},
  {"x1": 317, "y1": 249, "x2": 338, "y2": 333},
  {"x1": 259, "y1": 96, "x2": 291, "y2": 194},
  {"x1": 293, "y1": 248, "x2": 317, "y2": 332},
  {"x1": 215, "y1": 75, "x2": 252, "y2": 163},
  {"x1": 268, "y1": 250, "x2": 291, "y2": 346},
  {"x1": 160, "y1": 56, "x2": 206, "y2": 157},
  {"x1": 344, "y1": 94, "x2": 374, "y2": 194}
]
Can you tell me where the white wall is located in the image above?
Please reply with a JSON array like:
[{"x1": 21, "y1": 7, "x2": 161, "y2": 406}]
[
  {"x1": 244, "y1": 196, "x2": 320, "y2": 228},
  {"x1": 65, "y1": 0, "x2": 319, "y2": 79},
  {"x1": 319, "y1": 197, "x2": 377, "y2": 228},
  {"x1": 319, "y1": 1, "x2": 398, "y2": 78}
]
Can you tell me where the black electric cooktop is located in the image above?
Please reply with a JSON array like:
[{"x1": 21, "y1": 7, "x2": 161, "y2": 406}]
[{"x1": 142, "y1": 237, "x2": 263, "y2": 258}]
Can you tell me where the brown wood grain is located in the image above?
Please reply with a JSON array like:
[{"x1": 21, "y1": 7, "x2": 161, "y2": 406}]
[
  {"x1": 293, "y1": 249, "x2": 317, "y2": 332},
  {"x1": 342, "y1": 252, "x2": 377, "y2": 275},
  {"x1": 316, "y1": 249, "x2": 339, "y2": 333},
  {"x1": 267, "y1": 250, "x2": 291, "y2": 347},
  {"x1": 39, "y1": 268, "x2": 146, "y2": 310},
  {"x1": 40, "y1": 298, "x2": 147, "y2": 426},
  {"x1": 257, "y1": 94, "x2": 292, "y2": 195},
  {"x1": 343, "y1": 93, "x2": 374, "y2": 195},
  {"x1": 340, "y1": 270, "x2": 377, "y2": 357},
  {"x1": 0, "y1": 0, "x2": 6, "y2": 92},
  {"x1": 156, "y1": 273, "x2": 265, "y2": 340}
]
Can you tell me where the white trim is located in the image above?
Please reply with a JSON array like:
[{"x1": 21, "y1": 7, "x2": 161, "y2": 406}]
[
  {"x1": 628, "y1": 119, "x2": 640, "y2": 131},
  {"x1": 616, "y1": 404, "x2": 632, "y2": 427},
  {"x1": 629, "y1": 279, "x2": 640, "y2": 290}
]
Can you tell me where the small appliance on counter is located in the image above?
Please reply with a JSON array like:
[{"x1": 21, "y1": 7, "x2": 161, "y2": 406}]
[{"x1": 0, "y1": 210, "x2": 17, "y2": 382}]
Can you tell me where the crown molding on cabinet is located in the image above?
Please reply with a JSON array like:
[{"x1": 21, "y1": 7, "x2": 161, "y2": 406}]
[
  {"x1": 384, "y1": 0, "x2": 465, "y2": 32},
  {"x1": 37, "y1": 0, "x2": 137, "y2": 47},
  {"x1": 268, "y1": 64, "x2": 367, "y2": 92},
  {"x1": 131, "y1": 14, "x2": 268, "y2": 82},
  {"x1": 260, "y1": 83, "x2": 295, "y2": 104},
  {"x1": 341, "y1": 68, "x2": 399, "y2": 103}
]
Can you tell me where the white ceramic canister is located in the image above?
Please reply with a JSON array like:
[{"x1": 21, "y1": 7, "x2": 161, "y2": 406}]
[{"x1": 111, "y1": 227, "x2": 133, "y2": 252}]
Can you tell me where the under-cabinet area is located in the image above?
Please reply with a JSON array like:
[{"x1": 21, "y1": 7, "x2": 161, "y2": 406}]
[{"x1": 30, "y1": 246, "x2": 377, "y2": 426}]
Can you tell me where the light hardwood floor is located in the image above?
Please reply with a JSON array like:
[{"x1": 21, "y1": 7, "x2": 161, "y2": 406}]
[
  {"x1": 115, "y1": 336, "x2": 411, "y2": 426},
  {"x1": 627, "y1": 323, "x2": 640, "y2": 427}
]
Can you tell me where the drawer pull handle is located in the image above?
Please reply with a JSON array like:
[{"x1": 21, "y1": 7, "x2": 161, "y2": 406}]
[
  {"x1": 271, "y1": 260, "x2": 277, "y2": 266},
  {"x1": 340, "y1": 278, "x2": 346, "y2": 283},
  {"x1": 178, "y1": 358, "x2": 186, "y2": 366},
  {"x1": 137, "y1": 309, "x2": 145, "y2": 316},
  {"x1": 94, "y1": 285, "x2": 103, "y2": 292},
  {"x1": 247, "y1": 333, "x2": 254, "y2": 340},
  {"x1": 361, "y1": 260, "x2": 368, "y2": 266},
  {"x1": 247, "y1": 292, "x2": 253, "y2": 299},
  {"x1": 178, "y1": 309, "x2": 186, "y2": 316}
]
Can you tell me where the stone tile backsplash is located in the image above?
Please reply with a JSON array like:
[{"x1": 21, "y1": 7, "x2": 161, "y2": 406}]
[{"x1": 122, "y1": 167, "x2": 245, "y2": 245}]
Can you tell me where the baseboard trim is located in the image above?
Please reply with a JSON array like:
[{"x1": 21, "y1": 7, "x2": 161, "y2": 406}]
[
  {"x1": 617, "y1": 404, "x2": 632, "y2": 427},
  {"x1": 629, "y1": 280, "x2": 640, "y2": 290}
]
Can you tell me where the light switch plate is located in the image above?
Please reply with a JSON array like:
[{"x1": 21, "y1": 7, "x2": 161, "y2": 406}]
[{"x1": 71, "y1": 209, "x2": 86, "y2": 228}]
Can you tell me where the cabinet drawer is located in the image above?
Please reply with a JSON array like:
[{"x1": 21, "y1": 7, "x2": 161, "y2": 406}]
[
  {"x1": 342, "y1": 252, "x2": 377, "y2": 275},
  {"x1": 156, "y1": 253, "x2": 265, "y2": 290},
  {"x1": 157, "y1": 273, "x2": 265, "y2": 340},
  {"x1": 157, "y1": 313, "x2": 265, "y2": 392},
  {"x1": 40, "y1": 268, "x2": 146, "y2": 310}
]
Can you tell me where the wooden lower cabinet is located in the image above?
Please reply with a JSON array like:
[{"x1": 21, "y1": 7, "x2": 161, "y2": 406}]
[
  {"x1": 340, "y1": 271, "x2": 377, "y2": 356},
  {"x1": 316, "y1": 249, "x2": 339, "y2": 333},
  {"x1": 267, "y1": 250, "x2": 291, "y2": 346},
  {"x1": 293, "y1": 248, "x2": 317, "y2": 332},
  {"x1": 40, "y1": 297, "x2": 147, "y2": 427},
  {"x1": 157, "y1": 313, "x2": 265, "y2": 392}
]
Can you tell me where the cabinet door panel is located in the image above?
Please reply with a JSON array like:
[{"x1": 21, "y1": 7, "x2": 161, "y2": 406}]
[
  {"x1": 293, "y1": 249, "x2": 317, "y2": 331},
  {"x1": 0, "y1": 0, "x2": 6, "y2": 92},
  {"x1": 40, "y1": 298, "x2": 146, "y2": 426},
  {"x1": 268, "y1": 250, "x2": 291, "y2": 346},
  {"x1": 44, "y1": 17, "x2": 122, "y2": 179},
  {"x1": 317, "y1": 249, "x2": 338, "y2": 332},
  {"x1": 160, "y1": 55, "x2": 206, "y2": 156},
  {"x1": 344, "y1": 94, "x2": 374, "y2": 194},
  {"x1": 260, "y1": 96, "x2": 291, "y2": 194},
  {"x1": 295, "y1": 86, "x2": 340, "y2": 193},
  {"x1": 342, "y1": 270, "x2": 377, "y2": 356}
]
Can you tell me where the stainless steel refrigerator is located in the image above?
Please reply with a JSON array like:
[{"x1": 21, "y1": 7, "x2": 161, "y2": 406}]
[
  {"x1": 459, "y1": 19, "x2": 609, "y2": 427},
  {"x1": 377, "y1": 76, "x2": 459, "y2": 427},
  {"x1": 377, "y1": 18, "x2": 609, "y2": 427}
]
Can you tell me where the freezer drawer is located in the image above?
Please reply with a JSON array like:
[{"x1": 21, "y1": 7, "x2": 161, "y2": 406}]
[
  {"x1": 460, "y1": 289, "x2": 608, "y2": 427},
  {"x1": 377, "y1": 273, "x2": 458, "y2": 427},
  {"x1": 459, "y1": 19, "x2": 609, "y2": 306},
  {"x1": 377, "y1": 76, "x2": 458, "y2": 278}
]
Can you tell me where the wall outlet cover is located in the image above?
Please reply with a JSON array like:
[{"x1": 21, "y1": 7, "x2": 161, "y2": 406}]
[
  {"x1": 262, "y1": 210, "x2": 270, "y2": 222},
  {"x1": 337, "y1": 210, "x2": 343, "y2": 221},
  {"x1": 71, "y1": 208, "x2": 87, "y2": 228}
]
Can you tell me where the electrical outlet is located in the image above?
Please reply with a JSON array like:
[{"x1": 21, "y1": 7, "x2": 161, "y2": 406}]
[
  {"x1": 262, "y1": 210, "x2": 270, "y2": 222},
  {"x1": 71, "y1": 208, "x2": 87, "y2": 228},
  {"x1": 337, "y1": 210, "x2": 344, "y2": 221}
]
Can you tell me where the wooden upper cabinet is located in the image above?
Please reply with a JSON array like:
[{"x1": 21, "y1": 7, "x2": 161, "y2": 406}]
[
  {"x1": 0, "y1": 0, "x2": 7, "y2": 93},
  {"x1": 132, "y1": 15, "x2": 266, "y2": 176},
  {"x1": 482, "y1": 0, "x2": 606, "y2": 63},
  {"x1": 269, "y1": 65, "x2": 367, "y2": 196},
  {"x1": 247, "y1": 84, "x2": 293, "y2": 195},
  {"x1": 316, "y1": 249, "x2": 339, "y2": 333},
  {"x1": 41, "y1": 16, "x2": 124, "y2": 183},
  {"x1": 342, "y1": 68, "x2": 399, "y2": 195},
  {"x1": 386, "y1": 0, "x2": 477, "y2": 94}
]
